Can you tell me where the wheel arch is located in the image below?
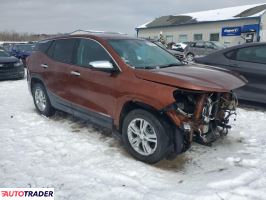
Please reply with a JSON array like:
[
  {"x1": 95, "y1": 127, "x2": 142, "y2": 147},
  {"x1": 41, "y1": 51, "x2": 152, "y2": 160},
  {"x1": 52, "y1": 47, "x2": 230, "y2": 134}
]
[
  {"x1": 30, "y1": 76, "x2": 46, "y2": 94},
  {"x1": 118, "y1": 100, "x2": 175, "y2": 134}
]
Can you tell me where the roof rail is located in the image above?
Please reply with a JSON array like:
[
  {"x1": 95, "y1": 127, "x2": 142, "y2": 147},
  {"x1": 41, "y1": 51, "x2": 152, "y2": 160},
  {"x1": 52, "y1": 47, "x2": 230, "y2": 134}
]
[{"x1": 69, "y1": 30, "x2": 126, "y2": 35}]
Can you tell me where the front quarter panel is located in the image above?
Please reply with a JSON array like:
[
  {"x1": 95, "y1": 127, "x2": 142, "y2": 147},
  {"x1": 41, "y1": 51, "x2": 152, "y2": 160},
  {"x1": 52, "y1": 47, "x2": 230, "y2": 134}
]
[{"x1": 113, "y1": 75, "x2": 177, "y2": 128}]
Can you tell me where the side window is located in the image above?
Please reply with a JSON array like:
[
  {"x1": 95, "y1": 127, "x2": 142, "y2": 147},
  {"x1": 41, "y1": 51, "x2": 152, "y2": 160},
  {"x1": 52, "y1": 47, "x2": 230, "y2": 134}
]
[
  {"x1": 76, "y1": 39, "x2": 111, "y2": 67},
  {"x1": 236, "y1": 46, "x2": 266, "y2": 64},
  {"x1": 54, "y1": 39, "x2": 77, "y2": 64},
  {"x1": 35, "y1": 40, "x2": 52, "y2": 53},
  {"x1": 47, "y1": 39, "x2": 76, "y2": 64},
  {"x1": 205, "y1": 42, "x2": 214, "y2": 49},
  {"x1": 195, "y1": 42, "x2": 205, "y2": 48},
  {"x1": 190, "y1": 42, "x2": 196, "y2": 47},
  {"x1": 46, "y1": 41, "x2": 55, "y2": 58}
]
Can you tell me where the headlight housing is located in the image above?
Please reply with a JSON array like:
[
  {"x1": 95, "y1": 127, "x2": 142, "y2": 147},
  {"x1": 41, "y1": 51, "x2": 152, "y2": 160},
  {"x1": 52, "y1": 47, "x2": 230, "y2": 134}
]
[{"x1": 173, "y1": 90, "x2": 200, "y2": 116}]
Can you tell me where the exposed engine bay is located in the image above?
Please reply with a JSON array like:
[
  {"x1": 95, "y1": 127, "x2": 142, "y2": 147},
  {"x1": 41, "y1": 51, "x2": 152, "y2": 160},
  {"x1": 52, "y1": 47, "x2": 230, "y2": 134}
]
[{"x1": 164, "y1": 89, "x2": 238, "y2": 149}]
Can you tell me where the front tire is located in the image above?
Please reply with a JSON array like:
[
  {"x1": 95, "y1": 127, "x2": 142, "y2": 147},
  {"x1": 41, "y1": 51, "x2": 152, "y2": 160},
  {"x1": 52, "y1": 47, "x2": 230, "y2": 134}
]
[
  {"x1": 32, "y1": 83, "x2": 55, "y2": 117},
  {"x1": 122, "y1": 109, "x2": 171, "y2": 164}
]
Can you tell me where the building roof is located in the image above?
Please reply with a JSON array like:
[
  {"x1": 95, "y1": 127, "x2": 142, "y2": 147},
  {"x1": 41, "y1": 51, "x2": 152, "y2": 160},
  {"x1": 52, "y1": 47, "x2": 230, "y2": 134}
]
[{"x1": 137, "y1": 3, "x2": 266, "y2": 29}]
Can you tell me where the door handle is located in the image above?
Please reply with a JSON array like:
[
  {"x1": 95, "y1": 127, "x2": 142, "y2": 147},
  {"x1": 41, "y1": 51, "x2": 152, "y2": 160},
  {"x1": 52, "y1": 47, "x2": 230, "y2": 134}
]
[
  {"x1": 41, "y1": 64, "x2": 48, "y2": 68},
  {"x1": 70, "y1": 71, "x2": 80, "y2": 76}
]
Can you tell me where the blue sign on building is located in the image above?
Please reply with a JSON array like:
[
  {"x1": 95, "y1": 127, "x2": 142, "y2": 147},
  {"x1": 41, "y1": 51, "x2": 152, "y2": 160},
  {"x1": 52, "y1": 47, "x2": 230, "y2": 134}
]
[{"x1": 222, "y1": 26, "x2": 242, "y2": 36}]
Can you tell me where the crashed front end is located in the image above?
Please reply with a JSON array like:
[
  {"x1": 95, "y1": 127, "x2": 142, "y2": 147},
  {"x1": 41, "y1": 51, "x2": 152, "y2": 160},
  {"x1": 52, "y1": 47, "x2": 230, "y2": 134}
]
[{"x1": 164, "y1": 89, "x2": 238, "y2": 151}]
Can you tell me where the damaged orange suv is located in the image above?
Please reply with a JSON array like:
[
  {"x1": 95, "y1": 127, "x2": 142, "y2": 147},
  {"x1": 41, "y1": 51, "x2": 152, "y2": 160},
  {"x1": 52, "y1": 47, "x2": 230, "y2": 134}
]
[{"x1": 27, "y1": 32, "x2": 246, "y2": 163}]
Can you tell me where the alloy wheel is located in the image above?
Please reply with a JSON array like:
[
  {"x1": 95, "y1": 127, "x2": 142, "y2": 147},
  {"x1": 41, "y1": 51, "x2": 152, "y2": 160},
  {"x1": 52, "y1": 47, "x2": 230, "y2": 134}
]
[
  {"x1": 127, "y1": 118, "x2": 158, "y2": 156},
  {"x1": 34, "y1": 88, "x2": 47, "y2": 112}
]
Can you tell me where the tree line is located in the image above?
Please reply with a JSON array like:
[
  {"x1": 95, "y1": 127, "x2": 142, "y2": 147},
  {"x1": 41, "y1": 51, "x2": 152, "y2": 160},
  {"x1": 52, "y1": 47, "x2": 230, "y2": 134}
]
[{"x1": 0, "y1": 31, "x2": 57, "y2": 42}]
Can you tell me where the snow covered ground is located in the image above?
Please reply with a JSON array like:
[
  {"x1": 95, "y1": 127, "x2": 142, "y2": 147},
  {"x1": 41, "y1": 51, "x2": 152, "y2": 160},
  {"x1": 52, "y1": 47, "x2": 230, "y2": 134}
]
[{"x1": 1, "y1": 79, "x2": 266, "y2": 200}]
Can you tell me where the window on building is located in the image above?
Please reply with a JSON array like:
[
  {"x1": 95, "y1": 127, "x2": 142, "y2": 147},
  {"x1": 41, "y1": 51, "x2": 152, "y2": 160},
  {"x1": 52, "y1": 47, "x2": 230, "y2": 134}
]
[
  {"x1": 210, "y1": 33, "x2": 220, "y2": 41},
  {"x1": 179, "y1": 35, "x2": 188, "y2": 43},
  {"x1": 165, "y1": 35, "x2": 173, "y2": 43},
  {"x1": 194, "y1": 34, "x2": 203, "y2": 41}
]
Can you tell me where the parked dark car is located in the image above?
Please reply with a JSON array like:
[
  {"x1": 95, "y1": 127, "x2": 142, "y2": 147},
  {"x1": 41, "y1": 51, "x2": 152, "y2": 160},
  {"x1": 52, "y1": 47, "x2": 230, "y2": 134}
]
[
  {"x1": 0, "y1": 48, "x2": 25, "y2": 80},
  {"x1": 27, "y1": 32, "x2": 245, "y2": 163},
  {"x1": 11, "y1": 44, "x2": 34, "y2": 66},
  {"x1": 186, "y1": 41, "x2": 226, "y2": 62},
  {"x1": 2, "y1": 43, "x2": 14, "y2": 53},
  {"x1": 195, "y1": 42, "x2": 266, "y2": 104}
]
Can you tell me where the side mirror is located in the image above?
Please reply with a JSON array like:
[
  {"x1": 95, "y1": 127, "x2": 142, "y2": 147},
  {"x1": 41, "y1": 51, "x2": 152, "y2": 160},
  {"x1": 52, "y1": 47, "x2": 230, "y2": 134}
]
[{"x1": 89, "y1": 61, "x2": 117, "y2": 72}]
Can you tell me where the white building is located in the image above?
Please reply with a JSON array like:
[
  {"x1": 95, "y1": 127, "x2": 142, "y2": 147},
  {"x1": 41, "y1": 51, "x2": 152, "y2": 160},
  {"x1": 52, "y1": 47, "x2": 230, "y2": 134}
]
[{"x1": 136, "y1": 3, "x2": 266, "y2": 46}]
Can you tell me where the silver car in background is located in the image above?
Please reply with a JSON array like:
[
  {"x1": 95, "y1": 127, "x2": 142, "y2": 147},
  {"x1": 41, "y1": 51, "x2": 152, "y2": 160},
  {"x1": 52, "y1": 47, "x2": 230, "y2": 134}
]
[{"x1": 186, "y1": 41, "x2": 226, "y2": 62}]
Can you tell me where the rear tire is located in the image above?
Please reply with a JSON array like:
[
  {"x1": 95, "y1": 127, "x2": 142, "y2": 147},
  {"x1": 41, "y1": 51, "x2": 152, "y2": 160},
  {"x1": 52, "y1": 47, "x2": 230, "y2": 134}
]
[
  {"x1": 32, "y1": 83, "x2": 55, "y2": 117},
  {"x1": 122, "y1": 109, "x2": 171, "y2": 164},
  {"x1": 186, "y1": 53, "x2": 194, "y2": 62}
]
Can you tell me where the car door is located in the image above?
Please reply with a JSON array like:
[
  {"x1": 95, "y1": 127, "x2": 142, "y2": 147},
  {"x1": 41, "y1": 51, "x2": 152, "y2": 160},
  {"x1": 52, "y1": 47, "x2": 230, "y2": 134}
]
[
  {"x1": 41, "y1": 38, "x2": 78, "y2": 113},
  {"x1": 227, "y1": 45, "x2": 266, "y2": 103},
  {"x1": 66, "y1": 38, "x2": 120, "y2": 128}
]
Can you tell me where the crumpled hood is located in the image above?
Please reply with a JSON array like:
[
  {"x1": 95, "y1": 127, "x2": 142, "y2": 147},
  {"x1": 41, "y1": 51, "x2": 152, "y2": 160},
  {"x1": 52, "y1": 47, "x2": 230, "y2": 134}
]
[{"x1": 134, "y1": 64, "x2": 247, "y2": 92}]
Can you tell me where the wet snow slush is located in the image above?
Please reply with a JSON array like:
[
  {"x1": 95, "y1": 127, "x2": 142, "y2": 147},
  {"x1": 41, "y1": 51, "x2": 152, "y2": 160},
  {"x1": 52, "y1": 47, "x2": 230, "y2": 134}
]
[{"x1": 0, "y1": 78, "x2": 266, "y2": 200}]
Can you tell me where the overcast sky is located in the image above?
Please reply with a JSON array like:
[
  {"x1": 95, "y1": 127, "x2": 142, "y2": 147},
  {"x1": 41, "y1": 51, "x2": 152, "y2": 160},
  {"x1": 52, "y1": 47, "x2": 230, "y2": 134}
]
[{"x1": 0, "y1": 0, "x2": 264, "y2": 35}]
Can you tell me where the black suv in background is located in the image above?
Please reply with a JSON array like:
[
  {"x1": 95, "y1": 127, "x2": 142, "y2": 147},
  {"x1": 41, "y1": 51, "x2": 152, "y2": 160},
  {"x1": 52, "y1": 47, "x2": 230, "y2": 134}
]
[{"x1": 0, "y1": 47, "x2": 24, "y2": 80}]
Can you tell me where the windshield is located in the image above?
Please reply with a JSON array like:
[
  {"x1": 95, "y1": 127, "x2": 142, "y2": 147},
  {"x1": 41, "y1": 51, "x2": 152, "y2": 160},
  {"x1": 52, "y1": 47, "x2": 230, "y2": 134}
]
[
  {"x1": 108, "y1": 39, "x2": 181, "y2": 69},
  {"x1": 0, "y1": 49, "x2": 9, "y2": 57},
  {"x1": 16, "y1": 44, "x2": 33, "y2": 52}
]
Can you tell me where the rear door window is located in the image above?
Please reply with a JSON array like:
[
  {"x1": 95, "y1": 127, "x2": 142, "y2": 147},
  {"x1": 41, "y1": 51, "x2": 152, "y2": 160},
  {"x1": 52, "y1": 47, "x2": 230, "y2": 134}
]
[
  {"x1": 195, "y1": 42, "x2": 205, "y2": 48},
  {"x1": 48, "y1": 39, "x2": 77, "y2": 64},
  {"x1": 205, "y1": 42, "x2": 214, "y2": 49},
  {"x1": 236, "y1": 45, "x2": 266, "y2": 64},
  {"x1": 35, "y1": 40, "x2": 52, "y2": 53}
]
